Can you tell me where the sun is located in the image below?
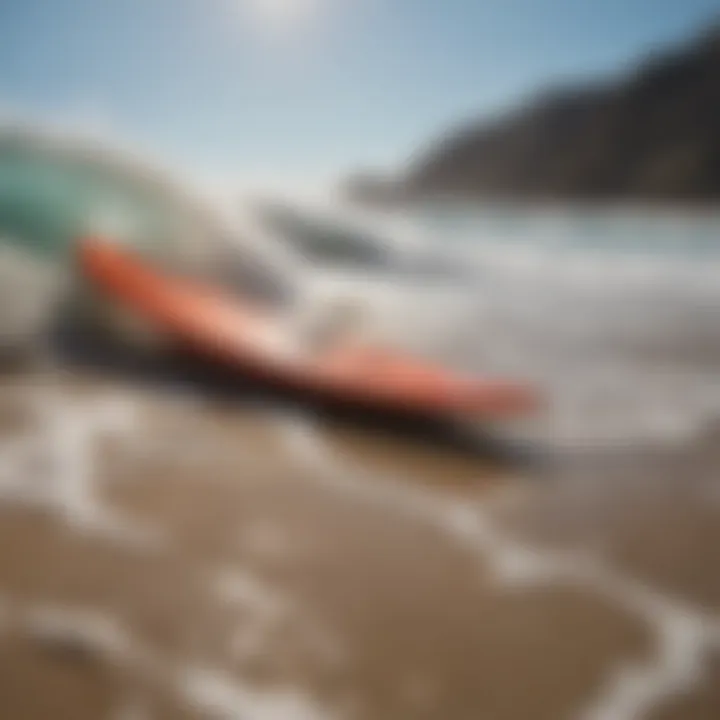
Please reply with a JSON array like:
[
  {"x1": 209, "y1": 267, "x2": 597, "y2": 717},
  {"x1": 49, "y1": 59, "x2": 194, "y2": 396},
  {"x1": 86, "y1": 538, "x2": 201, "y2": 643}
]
[{"x1": 243, "y1": 0, "x2": 321, "y2": 30}]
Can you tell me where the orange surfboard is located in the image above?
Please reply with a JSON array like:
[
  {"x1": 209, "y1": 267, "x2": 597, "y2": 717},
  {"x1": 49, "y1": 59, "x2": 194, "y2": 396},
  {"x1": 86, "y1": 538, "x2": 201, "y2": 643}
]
[{"x1": 76, "y1": 237, "x2": 539, "y2": 418}]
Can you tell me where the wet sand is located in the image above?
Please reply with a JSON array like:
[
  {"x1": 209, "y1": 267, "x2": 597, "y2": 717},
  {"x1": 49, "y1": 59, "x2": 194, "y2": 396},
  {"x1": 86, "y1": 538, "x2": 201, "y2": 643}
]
[{"x1": 0, "y1": 372, "x2": 719, "y2": 719}]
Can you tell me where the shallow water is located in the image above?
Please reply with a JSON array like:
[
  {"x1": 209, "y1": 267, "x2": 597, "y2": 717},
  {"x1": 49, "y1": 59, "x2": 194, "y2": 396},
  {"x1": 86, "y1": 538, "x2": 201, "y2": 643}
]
[{"x1": 0, "y1": 370, "x2": 718, "y2": 720}]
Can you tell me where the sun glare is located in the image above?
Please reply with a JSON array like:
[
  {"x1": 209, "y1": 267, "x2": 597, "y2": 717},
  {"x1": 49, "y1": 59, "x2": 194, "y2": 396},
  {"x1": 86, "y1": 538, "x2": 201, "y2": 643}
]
[{"x1": 243, "y1": 0, "x2": 321, "y2": 30}]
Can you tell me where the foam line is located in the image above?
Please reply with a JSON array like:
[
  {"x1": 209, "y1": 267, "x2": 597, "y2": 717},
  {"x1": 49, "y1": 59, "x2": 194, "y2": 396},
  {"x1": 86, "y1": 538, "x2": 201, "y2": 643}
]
[
  {"x1": 0, "y1": 385, "x2": 162, "y2": 549},
  {"x1": 0, "y1": 596, "x2": 341, "y2": 720},
  {"x1": 278, "y1": 414, "x2": 720, "y2": 720}
]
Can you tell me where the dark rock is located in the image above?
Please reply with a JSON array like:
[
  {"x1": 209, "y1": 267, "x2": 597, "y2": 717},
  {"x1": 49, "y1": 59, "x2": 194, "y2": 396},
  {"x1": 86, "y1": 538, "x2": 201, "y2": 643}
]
[{"x1": 405, "y1": 23, "x2": 720, "y2": 202}]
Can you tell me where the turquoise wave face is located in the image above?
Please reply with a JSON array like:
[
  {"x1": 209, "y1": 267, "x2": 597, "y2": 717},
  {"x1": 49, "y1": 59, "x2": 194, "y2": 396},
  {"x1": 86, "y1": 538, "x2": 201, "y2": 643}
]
[{"x1": 0, "y1": 132, "x2": 221, "y2": 264}]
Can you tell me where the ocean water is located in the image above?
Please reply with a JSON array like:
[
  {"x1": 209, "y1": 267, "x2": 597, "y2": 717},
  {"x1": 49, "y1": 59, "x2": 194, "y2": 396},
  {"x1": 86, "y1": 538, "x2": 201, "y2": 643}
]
[
  {"x1": 1, "y1": 130, "x2": 719, "y2": 449},
  {"x1": 297, "y1": 202, "x2": 720, "y2": 447}
]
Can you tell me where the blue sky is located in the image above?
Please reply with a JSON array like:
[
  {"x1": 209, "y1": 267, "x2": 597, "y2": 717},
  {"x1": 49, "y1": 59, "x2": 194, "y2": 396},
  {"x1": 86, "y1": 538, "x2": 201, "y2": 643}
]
[{"x1": 0, "y1": 0, "x2": 717, "y2": 190}]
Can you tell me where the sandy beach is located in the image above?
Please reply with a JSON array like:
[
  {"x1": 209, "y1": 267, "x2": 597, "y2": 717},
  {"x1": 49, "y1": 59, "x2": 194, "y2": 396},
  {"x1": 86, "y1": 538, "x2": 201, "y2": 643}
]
[{"x1": 0, "y1": 364, "x2": 717, "y2": 720}]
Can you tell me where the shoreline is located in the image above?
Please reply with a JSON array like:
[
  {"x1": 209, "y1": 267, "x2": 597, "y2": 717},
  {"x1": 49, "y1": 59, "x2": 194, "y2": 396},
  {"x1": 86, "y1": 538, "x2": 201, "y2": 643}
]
[
  {"x1": 346, "y1": 190, "x2": 720, "y2": 219},
  {"x1": 0, "y1": 371, "x2": 718, "y2": 719}
]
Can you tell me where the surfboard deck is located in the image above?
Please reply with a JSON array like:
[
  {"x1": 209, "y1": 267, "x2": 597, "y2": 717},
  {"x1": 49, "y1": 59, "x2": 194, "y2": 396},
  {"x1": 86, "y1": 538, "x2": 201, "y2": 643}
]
[{"x1": 76, "y1": 237, "x2": 540, "y2": 419}]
